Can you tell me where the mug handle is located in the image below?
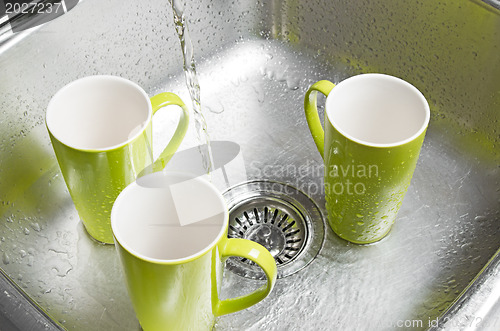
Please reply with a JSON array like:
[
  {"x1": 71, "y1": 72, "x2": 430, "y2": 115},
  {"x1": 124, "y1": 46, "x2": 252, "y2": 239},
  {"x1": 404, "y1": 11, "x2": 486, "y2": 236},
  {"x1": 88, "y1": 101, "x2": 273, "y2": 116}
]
[
  {"x1": 149, "y1": 93, "x2": 190, "y2": 172},
  {"x1": 215, "y1": 238, "x2": 277, "y2": 316},
  {"x1": 304, "y1": 80, "x2": 336, "y2": 159}
]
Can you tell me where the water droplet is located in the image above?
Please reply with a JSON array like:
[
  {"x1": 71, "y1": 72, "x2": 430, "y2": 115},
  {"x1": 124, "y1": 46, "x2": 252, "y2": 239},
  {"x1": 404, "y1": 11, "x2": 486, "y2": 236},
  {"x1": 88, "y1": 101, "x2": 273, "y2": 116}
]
[
  {"x1": 30, "y1": 222, "x2": 41, "y2": 232},
  {"x1": 27, "y1": 256, "x2": 34, "y2": 267},
  {"x1": 286, "y1": 76, "x2": 300, "y2": 90},
  {"x1": 206, "y1": 102, "x2": 224, "y2": 114},
  {"x1": 474, "y1": 215, "x2": 487, "y2": 222},
  {"x1": 356, "y1": 214, "x2": 363, "y2": 218},
  {"x1": 252, "y1": 84, "x2": 265, "y2": 103},
  {"x1": 2, "y1": 252, "x2": 10, "y2": 265}
]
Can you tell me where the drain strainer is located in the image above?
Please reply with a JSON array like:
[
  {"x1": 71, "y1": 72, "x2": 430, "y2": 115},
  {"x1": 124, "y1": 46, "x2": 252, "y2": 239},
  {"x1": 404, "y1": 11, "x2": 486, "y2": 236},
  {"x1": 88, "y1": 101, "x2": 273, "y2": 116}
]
[{"x1": 223, "y1": 181, "x2": 325, "y2": 279}]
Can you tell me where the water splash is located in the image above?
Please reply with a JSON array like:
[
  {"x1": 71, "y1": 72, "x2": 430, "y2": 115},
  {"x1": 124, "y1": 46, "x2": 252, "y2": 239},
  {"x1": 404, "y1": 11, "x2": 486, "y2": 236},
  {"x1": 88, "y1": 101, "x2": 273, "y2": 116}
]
[{"x1": 168, "y1": 0, "x2": 215, "y2": 175}]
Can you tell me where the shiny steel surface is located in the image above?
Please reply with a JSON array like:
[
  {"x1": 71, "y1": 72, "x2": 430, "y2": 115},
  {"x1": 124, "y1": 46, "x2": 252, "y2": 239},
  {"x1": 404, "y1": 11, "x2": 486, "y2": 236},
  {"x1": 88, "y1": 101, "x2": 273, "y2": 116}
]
[
  {"x1": 224, "y1": 180, "x2": 325, "y2": 279},
  {"x1": 428, "y1": 249, "x2": 500, "y2": 331},
  {"x1": 0, "y1": 268, "x2": 63, "y2": 330},
  {"x1": 0, "y1": 0, "x2": 499, "y2": 330}
]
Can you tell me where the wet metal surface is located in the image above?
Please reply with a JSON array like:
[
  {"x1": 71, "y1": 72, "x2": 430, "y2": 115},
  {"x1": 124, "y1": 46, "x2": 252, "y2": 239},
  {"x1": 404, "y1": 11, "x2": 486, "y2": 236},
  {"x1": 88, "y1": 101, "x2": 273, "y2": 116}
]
[{"x1": 224, "y1": 180, "x2": 325, "y2": 279}]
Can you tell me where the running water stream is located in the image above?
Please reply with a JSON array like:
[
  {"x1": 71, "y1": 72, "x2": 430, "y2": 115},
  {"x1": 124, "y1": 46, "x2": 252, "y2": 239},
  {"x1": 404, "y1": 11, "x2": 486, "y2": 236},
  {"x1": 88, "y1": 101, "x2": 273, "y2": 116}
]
[{"x1": 168, "y1": 0, "x2": 215, "y2": 175}]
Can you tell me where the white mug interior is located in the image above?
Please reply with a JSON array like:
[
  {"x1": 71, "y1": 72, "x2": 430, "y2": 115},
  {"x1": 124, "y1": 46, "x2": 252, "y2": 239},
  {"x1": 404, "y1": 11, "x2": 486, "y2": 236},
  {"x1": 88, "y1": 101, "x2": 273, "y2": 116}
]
[
  {"x1": 111, "y1": 171, "x2": 228, "y2": 262},
  {"x1": 46, "y1": 75, "x2": 151, "y2": 151},
  {"x1": 326, "y1": 73, "x2": 430, "y2": 147}
]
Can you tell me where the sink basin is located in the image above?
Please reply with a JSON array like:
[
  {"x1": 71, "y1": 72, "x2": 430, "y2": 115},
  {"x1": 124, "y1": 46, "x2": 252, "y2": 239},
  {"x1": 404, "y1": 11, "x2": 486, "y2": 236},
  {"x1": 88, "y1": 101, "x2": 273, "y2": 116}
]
[{"x1": 0, "y1": 0, "x2": 499, "y2": 330}]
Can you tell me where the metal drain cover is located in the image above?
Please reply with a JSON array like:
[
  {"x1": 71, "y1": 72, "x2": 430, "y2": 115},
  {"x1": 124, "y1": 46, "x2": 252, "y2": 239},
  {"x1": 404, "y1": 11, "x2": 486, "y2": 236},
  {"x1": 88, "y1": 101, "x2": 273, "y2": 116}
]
[{"x1": 223, "y1": 181, "x2": 325, "y2": 279}]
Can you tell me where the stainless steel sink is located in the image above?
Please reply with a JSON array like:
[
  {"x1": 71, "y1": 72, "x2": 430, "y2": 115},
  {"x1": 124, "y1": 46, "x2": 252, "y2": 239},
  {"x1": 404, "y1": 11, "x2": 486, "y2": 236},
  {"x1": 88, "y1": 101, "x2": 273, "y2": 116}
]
[{"x1": 0, "y1": 0, "x2": 499, "y2": 330}]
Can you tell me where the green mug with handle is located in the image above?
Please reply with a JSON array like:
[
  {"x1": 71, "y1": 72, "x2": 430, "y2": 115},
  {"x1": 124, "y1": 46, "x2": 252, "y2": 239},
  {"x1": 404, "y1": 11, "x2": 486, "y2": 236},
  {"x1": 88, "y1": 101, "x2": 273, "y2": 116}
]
[
  {"x1": 304, "y1": 73, "x2": 430, "y2": 244},
  {"x1": 46, "y1": 75, "x2": 189, "y2": 244},
  {"x1": 111, "y1": 171, "x2": 277, "y2": 331}
]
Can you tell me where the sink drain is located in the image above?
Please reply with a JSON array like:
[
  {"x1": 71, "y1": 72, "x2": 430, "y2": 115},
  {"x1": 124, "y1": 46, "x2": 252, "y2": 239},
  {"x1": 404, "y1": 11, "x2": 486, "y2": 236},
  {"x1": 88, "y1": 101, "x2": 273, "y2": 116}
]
[{"x1": 223, "y1": 181, "x2": 325, "y2": 279}]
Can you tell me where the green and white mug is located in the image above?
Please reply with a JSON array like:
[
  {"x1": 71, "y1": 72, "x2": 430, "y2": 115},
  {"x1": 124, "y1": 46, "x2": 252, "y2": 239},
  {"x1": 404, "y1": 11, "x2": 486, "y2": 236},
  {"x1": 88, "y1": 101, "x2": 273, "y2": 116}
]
[
  {"x1": 46, "y1": 75, "x2": 189, "y2": 243},
  {"x1": 111, "y1": 171, "x2": 277, "y2": 331},
  {"x1": 304, "y1": 73, "x2": 430, "y2": 244}
]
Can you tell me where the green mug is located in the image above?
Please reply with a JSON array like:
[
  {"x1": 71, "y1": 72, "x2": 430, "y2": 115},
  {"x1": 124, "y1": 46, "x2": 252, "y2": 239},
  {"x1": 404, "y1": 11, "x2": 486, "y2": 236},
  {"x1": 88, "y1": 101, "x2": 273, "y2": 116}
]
[
  {"x1": 111, "y1": 171, "x2": 277, "y2": 331},
  {"x1": 304, "y1": 73, "x2": 430, "y2": 244},
  {"x1": 46, "y1": 75, "x2": 189, "y2": 244}
]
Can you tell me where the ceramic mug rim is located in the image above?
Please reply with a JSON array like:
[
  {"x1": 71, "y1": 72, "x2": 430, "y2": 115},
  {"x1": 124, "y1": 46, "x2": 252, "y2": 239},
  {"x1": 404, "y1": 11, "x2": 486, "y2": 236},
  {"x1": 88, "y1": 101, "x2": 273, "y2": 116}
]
[
  {"x1": 46, "y1": 75, "x2": 152, "y2": 152},
  {"x1": 111, "y1": 171, "x2": 229, "y2": 265},
  {"x1": 325, "y1": 73, "x2": 430, "y2": 148}
]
